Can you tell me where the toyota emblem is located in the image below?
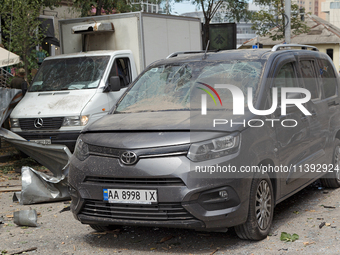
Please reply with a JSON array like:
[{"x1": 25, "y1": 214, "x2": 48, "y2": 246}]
[
  {"x1": 34, "y1": 118, "x2": 44, "y2": 129},
  {"x1": 120, "y1": 151, "x2": 138, "y2": 165}
]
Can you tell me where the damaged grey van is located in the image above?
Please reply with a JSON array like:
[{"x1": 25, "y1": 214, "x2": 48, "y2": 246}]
[{"x1": 69, "y1": 45, "x2": 340, "y2": 240}]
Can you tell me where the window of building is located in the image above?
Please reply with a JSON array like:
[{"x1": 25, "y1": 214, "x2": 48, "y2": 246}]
[{"x1": 326, "y1": 48, "x2": 334, "y2": 60}]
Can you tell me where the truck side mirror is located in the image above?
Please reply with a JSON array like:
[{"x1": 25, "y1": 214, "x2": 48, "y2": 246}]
[{"x1": 104, "y1": 76, "x2": 121, "y2": 92}]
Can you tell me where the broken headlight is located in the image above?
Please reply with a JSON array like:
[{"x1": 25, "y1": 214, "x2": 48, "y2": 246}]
[
  {"x1": 187, "y1": 134, "x2": 240, "y2": 162},
  {"x1": 74, "y1": 137, "x2": 89, "y2": 161}
]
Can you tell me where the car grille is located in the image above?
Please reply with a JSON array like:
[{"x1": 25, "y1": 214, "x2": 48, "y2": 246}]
[
  {"x1": 83, "y1": 177, "x2": 185, "y2": 186},
  {"x1": 80, "y1": 200, "x2": 194, "y2": 221},
  {"x1": 19, "y1": 117, "x2": 64, "y2": 130}
]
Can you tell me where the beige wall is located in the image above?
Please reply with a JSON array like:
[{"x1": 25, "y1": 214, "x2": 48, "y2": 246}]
[{"x1": 319, "y1": 0, "x2": 327, "y2": 19}]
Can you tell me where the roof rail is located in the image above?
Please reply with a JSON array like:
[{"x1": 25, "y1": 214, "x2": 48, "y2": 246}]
[
  {"x1": 166, "y1": 51, "x2": 206, "y2": 59},
  {"x1": 272, "y1": 44, "x2": 319, "y2": 52}
]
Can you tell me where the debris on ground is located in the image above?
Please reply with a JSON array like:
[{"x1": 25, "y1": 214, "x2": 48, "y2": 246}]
[
  {"x1": 303, "y1": 241, "x2": 315, "y2": 246},
  {"x1": 12, "y1": 166, "x2": 69, "y2": 205},
  {"x1": 7, "y1": 247, "x2": 37, "y2": 255},
  {"x1": 0, "y1": 184, "x2": 21, "y2": 193},
  {"x1": 280, "y1": 232, "x2": 299, "y2": 242},
  {"x1": 13, "y1": 209, "x2": 38, "y2": 227},
  {"x1": 59, "y1": 206, "x2": 71, "y2": 213},
  {"x1": 0, "y1": 128, "x2": 71, "y2": 205},
  {"x1": 210, "y1": 248, "x2": 219, "y2": 255},
  {"x1": 159, "y1": 235, "x2": 173, "y2": 243},
  {"x1": 322, "y1": 205, "x2": 336, "y2": 209},
  {"x1": 319, "y1": 222, "x2": 326, "y2": 229}
]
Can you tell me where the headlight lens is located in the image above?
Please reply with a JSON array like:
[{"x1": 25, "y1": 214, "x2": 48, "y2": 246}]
[
  {"x1": 74, "y1": 137, "x2": 89, "y2": 161},
  {"x1": 187, "y1": 134, "x2": 240, "y2": 162},
  {"x1": 62, "y1": 115, "x2": 89, "y2": 126},
  {"x1": 10, "y1": 118, "x2": 20, "y2": 128}
]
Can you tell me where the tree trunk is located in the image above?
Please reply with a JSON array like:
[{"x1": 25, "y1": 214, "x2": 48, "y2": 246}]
[
  {"x1": 22, "y1": 53, "x2": 28, "y2": 81},
  {"x1": 203, "y1": 19, "x2": 211, "y2": 50},
  {"x1": 96, "y1": 0, "x2": 103, "y2": 15}
]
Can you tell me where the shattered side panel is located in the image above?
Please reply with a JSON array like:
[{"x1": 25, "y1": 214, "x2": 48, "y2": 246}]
[
  {"x1": 13, "y1": 166, "x2": 70, "y2": 205},
  {"x1": 0, "y1": 128, "x2": 72, "y2": 205},
  {"x1": 0, "y1": 128, "x2": 71, "y2": 178},
  {"x1": 0, "y1": 87, "x2": 22, "y2": 126}
]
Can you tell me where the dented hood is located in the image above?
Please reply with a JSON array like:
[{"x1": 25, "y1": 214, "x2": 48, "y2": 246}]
[
  {"x1": 10, "y1": 90, "x2": 96, "y2": 118},
  {"x1": 85, "y1": 110, "x2": 255, "y2": 132}
]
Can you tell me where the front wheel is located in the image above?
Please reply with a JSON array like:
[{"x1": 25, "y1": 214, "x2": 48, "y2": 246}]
[
  {"x1": 320, "y1": 139, "x2": 340, "y2": 188},
  {"x1": 235, "y1": 174, "x2": 274, "y2": 240}
]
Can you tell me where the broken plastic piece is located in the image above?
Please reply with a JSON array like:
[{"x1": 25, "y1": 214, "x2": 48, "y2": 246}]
[{"x1": 13, "y1": 209, "x2": 38, "y2": 227}]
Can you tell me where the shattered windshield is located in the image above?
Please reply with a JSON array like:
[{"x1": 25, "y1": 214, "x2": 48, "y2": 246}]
[
  {"x1": 115, "y1": 60, "x2": 264, "y2": 113},
  {"x1": 29, "y1": 56, "x2": 110, "y2": 92}
]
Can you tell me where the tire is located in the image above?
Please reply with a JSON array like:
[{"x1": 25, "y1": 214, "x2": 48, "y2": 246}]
[
  {"x1": 89, "y1": 224, "x2": 120, "y2": 232},
  {"x1": 235, "y1": 173, "x2": 274, "y2": 240},
  {"x1": 320, "y1": 139, "x2": 340, "y2": 188}
]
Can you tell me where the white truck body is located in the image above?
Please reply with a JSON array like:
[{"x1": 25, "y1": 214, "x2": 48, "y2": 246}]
[
  {"x1": 59, "y1": 12, "x2": 202, "y2": 73},
  {"x1": 10, "y1": 12, "x2": 202, "y2": 151}
]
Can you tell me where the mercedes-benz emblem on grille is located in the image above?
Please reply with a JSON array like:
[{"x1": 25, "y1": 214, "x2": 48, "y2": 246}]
[
  {"x1": 34, "y1": 118, "x2": 44, "y2": 129},
  {"x1": 120, "y1": 151, "x2": 138, "y2": 165}
]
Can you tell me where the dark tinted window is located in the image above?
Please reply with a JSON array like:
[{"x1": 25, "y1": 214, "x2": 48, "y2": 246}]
[
  {"x1": 300, "y1": 60, "x2": 319, "y2": 99},
  {"x1": 318, "y1": 59, "x2": 337, "y2": 98}
]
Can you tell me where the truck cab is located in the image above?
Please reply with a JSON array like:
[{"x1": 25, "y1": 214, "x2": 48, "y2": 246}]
[{"x1": 10, "y1": 50, "x2": 137, "y2": 151}]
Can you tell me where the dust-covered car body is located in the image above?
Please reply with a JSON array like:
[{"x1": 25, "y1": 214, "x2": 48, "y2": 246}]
[{"x1": 69, "y1": 45, "x2": 340, "y2": 239}]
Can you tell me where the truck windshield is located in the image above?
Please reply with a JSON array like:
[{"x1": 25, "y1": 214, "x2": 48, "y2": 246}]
[
  {"x1": 29, "y1": 56, "x2": 110, "y2": 92},
  {"x1": 115, "y1": 60, "x2": 264, "y2": 113}
]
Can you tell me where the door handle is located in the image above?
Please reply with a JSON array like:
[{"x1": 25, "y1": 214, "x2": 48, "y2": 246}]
[
  {"x1": 301, "y1": 115, "x2": 308, "y2": 121},
  {"x1": 311, "y1": 111, "x2": 317, "y2": 118},
  {"x1": 328, "y1": 101, "x2": 340, "y2": 107}
]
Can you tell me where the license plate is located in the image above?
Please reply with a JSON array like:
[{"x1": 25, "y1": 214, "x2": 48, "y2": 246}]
[
  {"x1": 30, "y1": 139, "x2": 51, "y2": 145},
  {"x1": 103, "y1": 189, "x2": 157, "y2": 204}
]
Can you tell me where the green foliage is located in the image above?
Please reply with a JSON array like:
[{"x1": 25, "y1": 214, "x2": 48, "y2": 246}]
[
  {"x1": 0, "y1": 0, "x2": 58, "y2": 81},
  {"x1": 73, "y1": 0, "x2": 138, "y2": 17},
  {"x1": 280, "y1": 232, "x2": 299, "y2": 242},
  {"x1": 251, "y1": 0, "x2": 309, "y2": 41}
]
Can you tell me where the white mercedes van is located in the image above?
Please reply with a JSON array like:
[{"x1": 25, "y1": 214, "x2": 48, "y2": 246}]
[{"x1": 10, "y1": 50, "x2": 138, "y2": 151}]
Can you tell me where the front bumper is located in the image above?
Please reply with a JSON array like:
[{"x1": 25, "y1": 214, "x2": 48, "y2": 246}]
[
  {"x1": 69, "y1": 154, "x2": 252, "y2": 231},
  {"x1": 15, "y1": 131, "x2": 80, "y2": 152}
]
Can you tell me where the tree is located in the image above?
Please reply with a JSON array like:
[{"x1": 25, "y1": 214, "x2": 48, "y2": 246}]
[
  {"x1": 0, "y1": 0, "x2": 59, "y2": 80},
  {"x1": 73, "y1": 0, "x2": 138, "y2": 17},
  {"x1": 251, "y1": 0, "x2": 309, "y2": 41},
  {"x1": 179, "y1": 0, "x2": 251, "y2": 48}
]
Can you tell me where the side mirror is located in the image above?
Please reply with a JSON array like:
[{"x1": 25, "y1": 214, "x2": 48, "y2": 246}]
[{"x1": 104, "y1": 76, "x2": 121, "y2": 92}]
